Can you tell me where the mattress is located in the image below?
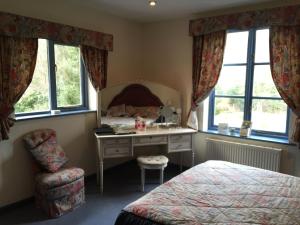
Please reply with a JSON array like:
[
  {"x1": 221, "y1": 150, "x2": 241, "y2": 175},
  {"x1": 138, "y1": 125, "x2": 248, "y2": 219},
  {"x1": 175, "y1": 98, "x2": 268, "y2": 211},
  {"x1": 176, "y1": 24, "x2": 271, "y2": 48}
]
[{"x1": 115, "y1": 160, "x2": 300, "y2": 225}]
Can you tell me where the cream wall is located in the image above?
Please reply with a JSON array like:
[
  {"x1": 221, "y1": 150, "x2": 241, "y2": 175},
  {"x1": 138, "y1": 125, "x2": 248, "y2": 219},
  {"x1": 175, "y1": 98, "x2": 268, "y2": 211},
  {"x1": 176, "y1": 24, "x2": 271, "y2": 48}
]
[
  {"x1": 0, "y1": 0, "x2": 143, "y2": 207},
  {"x1": 142, "y1": 19, "x2": 193, "y2": 123},
  {"x1": 0, "y1": 0, "x2": 143, "y2": 87},
  {"x1": 141, "y1": 1, "x2": 300, "y2": 176},
  {"x1": 1, "y1": 0, "x2": 300, "y2": 207}
]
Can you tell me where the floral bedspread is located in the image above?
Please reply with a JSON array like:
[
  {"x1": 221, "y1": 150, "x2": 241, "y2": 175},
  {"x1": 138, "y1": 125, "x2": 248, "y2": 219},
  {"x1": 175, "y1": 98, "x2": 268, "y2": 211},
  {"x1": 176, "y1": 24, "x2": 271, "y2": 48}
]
[{"x1": 124, "y1": 160, "x2": 300, "y2": 225}]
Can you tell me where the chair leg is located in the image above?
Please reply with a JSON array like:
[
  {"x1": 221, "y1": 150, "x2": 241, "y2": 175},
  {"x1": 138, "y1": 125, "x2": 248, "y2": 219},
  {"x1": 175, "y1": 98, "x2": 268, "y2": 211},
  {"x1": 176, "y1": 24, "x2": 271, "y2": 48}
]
[
  {"x1": 160, "y1": 168, "x2": 164, "y2": 185},
  {"x1": 141, "y1": 167, "x2": 145, "y2": 192}
]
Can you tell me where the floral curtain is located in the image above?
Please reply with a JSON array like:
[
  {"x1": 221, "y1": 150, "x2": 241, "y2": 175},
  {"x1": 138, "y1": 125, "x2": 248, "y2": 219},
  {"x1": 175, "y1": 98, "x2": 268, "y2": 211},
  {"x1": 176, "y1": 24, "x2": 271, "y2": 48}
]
[
  {"x1": 270, "y1": 25, "x2": 300, "y2": 143},
  {"x1": 0, "y1": 11, "x2": 113, "y2": 51},
  {"x1": 190, "y1": 5, "x2": 300, "y2": 36},
  {"x1": 0, "y1": 36, "x2": 38, "y2": 141},
  {"x1": 80, "y1": 45, "x2": 108, "y2": 91},
  {"x1": 80, "y1": 45, "x2": 108, "y2": 128},
  {"x1": 187, "y1": 31, "x2": 226, "y2": 130}
]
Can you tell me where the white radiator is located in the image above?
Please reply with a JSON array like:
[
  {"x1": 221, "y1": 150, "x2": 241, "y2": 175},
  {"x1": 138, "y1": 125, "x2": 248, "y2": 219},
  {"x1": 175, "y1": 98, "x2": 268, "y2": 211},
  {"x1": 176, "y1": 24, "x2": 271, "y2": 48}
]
[{"x1": 206, "y1": 138, "x2": 282, "y2": 172}]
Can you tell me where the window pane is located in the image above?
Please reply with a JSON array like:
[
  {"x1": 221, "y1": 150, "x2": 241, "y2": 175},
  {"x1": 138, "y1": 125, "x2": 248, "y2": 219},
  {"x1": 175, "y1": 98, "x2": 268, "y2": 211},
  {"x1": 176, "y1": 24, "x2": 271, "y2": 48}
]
[
  {"x1": 253, "y1": 65, "x2": 280, "y2": 97},
  {"x1": 223, "y1": 31, "x2": 249, "y2": 64},
  {"x1": 255, "y1": 29, "x2": 269, "y2": 63},
  {"x1": 251, "y1": 99, "x2": 287, "y2": 133},
  {"x1": 15, "y1": 39, "x2": 50, "y2": 113},
  {"x1": 55, "y1": 44, "x2": 82, "y2": 108},
  {"x1": 215, "y1": 66, "x2": 246, "y2": 96},
  {"x1": 214, "y1": 97, "x2": 244, "y2": 127}
]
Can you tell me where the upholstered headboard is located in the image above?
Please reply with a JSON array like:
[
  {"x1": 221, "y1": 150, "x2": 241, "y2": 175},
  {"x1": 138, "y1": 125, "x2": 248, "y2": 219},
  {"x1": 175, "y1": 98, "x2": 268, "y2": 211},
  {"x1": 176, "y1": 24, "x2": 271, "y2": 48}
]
[{"x1": 108, "y1": 84, "x2": 164, "y2": 108}]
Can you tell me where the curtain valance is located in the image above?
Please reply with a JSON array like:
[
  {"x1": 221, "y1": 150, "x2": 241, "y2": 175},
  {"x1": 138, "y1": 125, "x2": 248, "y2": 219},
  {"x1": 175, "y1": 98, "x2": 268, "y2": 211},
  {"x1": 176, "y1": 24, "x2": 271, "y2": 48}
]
[
  {"x1": 0, "y1": 11, "x2": 113, "y2": 51},
  {"x1": 190, "y1": 5, "x2": 300, "y2": 36}
]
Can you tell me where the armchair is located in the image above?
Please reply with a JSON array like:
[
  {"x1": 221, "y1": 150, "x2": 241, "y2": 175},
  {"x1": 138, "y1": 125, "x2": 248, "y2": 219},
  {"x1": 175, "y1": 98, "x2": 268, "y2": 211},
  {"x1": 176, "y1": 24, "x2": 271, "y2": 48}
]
[{"x1": 23, "y1": 129, "x2": 85, "y2": 218}]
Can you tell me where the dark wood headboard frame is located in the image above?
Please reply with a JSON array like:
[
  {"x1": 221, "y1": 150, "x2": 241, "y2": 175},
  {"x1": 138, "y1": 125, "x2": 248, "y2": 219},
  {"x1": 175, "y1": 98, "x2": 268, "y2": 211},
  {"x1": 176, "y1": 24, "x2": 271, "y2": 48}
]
[{"x1": 108, "y1": 84, "x2": 164, "y2": 108}]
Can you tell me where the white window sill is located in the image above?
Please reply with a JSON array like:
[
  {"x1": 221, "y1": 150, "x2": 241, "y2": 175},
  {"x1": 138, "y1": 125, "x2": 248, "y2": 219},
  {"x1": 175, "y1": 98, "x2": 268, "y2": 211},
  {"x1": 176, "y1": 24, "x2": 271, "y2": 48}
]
[
  {"x1": 15, "y1": 110, "x2": 96, "y2": 121},
  {"x1": 199, "y1": 129, "x2": 294, "y2": 146}
]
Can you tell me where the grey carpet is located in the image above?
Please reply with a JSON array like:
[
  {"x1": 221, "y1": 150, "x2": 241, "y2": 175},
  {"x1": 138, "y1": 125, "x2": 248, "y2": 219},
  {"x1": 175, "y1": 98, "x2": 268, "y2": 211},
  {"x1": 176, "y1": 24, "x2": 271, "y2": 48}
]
[{"x1": 0, "y1": 161, "x2": 182, "y2": 225}]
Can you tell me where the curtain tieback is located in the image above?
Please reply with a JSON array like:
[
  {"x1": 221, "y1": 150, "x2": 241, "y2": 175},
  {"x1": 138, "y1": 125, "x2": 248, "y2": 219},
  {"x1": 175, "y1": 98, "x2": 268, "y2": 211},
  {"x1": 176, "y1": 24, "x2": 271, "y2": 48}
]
[
  {"x1": 191, "y1": 101, "x2": 197, "y2": 111},
  {"x1": 292, "y1": 116, "x2": 300, "y2": 144},
  {"x1": 0, "y1": 104, "x2": 13, "y2": 120},
  {"x1": 295, "y1": 117, "x2": 300, "y2": 128}
]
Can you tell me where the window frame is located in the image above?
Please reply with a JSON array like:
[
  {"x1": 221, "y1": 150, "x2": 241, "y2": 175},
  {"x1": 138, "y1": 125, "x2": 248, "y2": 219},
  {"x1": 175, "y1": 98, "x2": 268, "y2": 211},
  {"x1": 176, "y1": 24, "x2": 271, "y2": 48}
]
[
  {"x1": 208, "y1": 28, "x2": 290, "y2": 139},
  {"x1": 15, "y1": 39, "x2": 88, "y2": 117}
]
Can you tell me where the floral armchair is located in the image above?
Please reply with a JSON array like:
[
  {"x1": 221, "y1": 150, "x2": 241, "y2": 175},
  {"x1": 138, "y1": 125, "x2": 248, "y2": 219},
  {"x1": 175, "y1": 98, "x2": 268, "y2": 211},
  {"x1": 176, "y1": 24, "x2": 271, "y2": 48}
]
[{"x1": 23, "y1": 129, "x2": 85, "y2": 218}]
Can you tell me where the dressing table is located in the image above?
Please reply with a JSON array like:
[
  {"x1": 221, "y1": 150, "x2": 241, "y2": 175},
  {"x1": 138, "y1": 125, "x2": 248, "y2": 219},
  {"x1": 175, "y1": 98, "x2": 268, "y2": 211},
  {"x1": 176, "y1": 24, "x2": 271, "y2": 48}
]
[{"x1": 94, "y1": 128, "x2": 196, "y2": 193}]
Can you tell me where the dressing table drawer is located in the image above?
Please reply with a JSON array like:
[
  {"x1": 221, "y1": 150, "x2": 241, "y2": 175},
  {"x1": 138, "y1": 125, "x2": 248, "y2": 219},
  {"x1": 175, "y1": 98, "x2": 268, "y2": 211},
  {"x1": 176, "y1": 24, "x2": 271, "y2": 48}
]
[
  {"x1": 134, "y1": 135, "x2": 168, "y2": 145},
  {"x1": 169, "y1": 134, "x2": 192, "y2": 152},
  {"x1": 103, "y1": 138, "x2": 131, "y2": 146},
  {"x1": 103, "y1": 146, "x2": 131, "y2": 158},
  {"x1": 169, "y1": 141, "x2": 192, "y2": 152},
  {"x1": 170, "y1": 134, "x2": 192, "y2": 143},
  {"x1": 102, "y1": 138, "x2": 132, "y2": 158}
]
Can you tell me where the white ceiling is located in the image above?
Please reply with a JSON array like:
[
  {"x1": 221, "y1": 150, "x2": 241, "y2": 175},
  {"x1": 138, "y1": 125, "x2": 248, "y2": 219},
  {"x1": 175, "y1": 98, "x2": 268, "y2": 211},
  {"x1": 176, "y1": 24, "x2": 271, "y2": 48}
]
[{"x1": 73, "y1": 0, "x2": 276, "y2": 23}]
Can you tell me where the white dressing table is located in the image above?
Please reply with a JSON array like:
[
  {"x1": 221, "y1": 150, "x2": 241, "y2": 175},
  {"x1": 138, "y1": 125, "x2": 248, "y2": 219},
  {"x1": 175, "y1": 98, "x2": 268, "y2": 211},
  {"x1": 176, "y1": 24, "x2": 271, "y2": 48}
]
[{"x1": 94, "y1": 128, "x2": 197, "y2": 193}]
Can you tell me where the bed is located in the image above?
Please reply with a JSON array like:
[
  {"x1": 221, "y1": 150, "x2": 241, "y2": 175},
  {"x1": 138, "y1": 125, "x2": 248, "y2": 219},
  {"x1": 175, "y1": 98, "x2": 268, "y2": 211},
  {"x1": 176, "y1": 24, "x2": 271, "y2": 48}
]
[
  {"x1": 115, "y1": 160, "x2": 300, "y2": 225},
  {"x1": 101, "y1": 84, "x2": 164, "y2": 129}
]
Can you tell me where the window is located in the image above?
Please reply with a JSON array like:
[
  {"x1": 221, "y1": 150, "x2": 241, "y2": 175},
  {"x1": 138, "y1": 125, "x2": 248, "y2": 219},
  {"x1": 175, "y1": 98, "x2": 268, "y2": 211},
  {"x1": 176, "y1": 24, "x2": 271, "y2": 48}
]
[
  {"x1": 208, "y1": 29, "x2": 289, "y2": 138},
  {"x1": 15, "y1": 39, "x2": 88, "y2": 116}
]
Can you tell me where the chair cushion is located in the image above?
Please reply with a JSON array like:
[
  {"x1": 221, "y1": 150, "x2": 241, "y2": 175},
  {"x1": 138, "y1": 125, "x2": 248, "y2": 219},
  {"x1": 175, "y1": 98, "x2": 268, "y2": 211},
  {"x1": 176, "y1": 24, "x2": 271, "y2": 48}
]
[
  {"x1": 23, "y1": 129, "x2": 56, "y2": 149},
  {"x1": 29, "y1": 135, "x2": 68, "y2": 172},
  {"x1": 24, "y1": 129, "x2": 68, "y2": 172},
  {"x1": 137, "y1": 155, "x2": 169, "y2": 166},
  {"x1": 36, "y1": 167, "x2": 84, "y2": 189}
]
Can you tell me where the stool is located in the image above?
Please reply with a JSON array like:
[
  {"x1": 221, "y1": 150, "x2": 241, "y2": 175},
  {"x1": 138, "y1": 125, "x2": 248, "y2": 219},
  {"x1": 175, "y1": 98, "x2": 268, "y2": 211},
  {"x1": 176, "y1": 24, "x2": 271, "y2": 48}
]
[{"x1": 137, "y1": 155, "x2": 169, "y2": 192}]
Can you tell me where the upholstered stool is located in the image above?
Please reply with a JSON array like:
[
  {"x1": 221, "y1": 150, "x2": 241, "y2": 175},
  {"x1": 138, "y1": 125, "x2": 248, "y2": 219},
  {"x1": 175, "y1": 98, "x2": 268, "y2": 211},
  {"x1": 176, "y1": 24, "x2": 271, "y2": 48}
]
[
  {"x1": 34, "y1": 167, "x2": 85, "y2": 218},
  {"x1": 137, "y1": 155, "x2": 169, "y2": 192}
]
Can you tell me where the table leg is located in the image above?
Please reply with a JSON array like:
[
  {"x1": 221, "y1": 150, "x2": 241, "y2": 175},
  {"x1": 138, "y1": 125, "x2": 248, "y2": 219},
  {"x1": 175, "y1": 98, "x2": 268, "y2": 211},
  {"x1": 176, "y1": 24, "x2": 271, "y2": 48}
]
[
  {"x1": 95, "y1": 138, "x2": 100, "y2": 185},
  {"x1": 97, "y1": 139, "x2": 104, "y2": 194},
  {"x1": 191, "y1": 135, "x2": 195, "y2": 167},
  {"x1": 96, "y1": 156, "x2": 100, "y2": 185},
  {"x1": 180, "y1": 152, "x2": 183, "y2": 172},
  {"x1": 141, "y1": 167, "x2": 145, "y2": 192},
  {"x1": 160, "y1": 168, "x2": 164, "y2": 184},
  {"x1": 100, "y1": 161, "x2": 104, "y2": 194},
  {"x1": 192, "y1": 151, "x2": 195, "y2": 167}
]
